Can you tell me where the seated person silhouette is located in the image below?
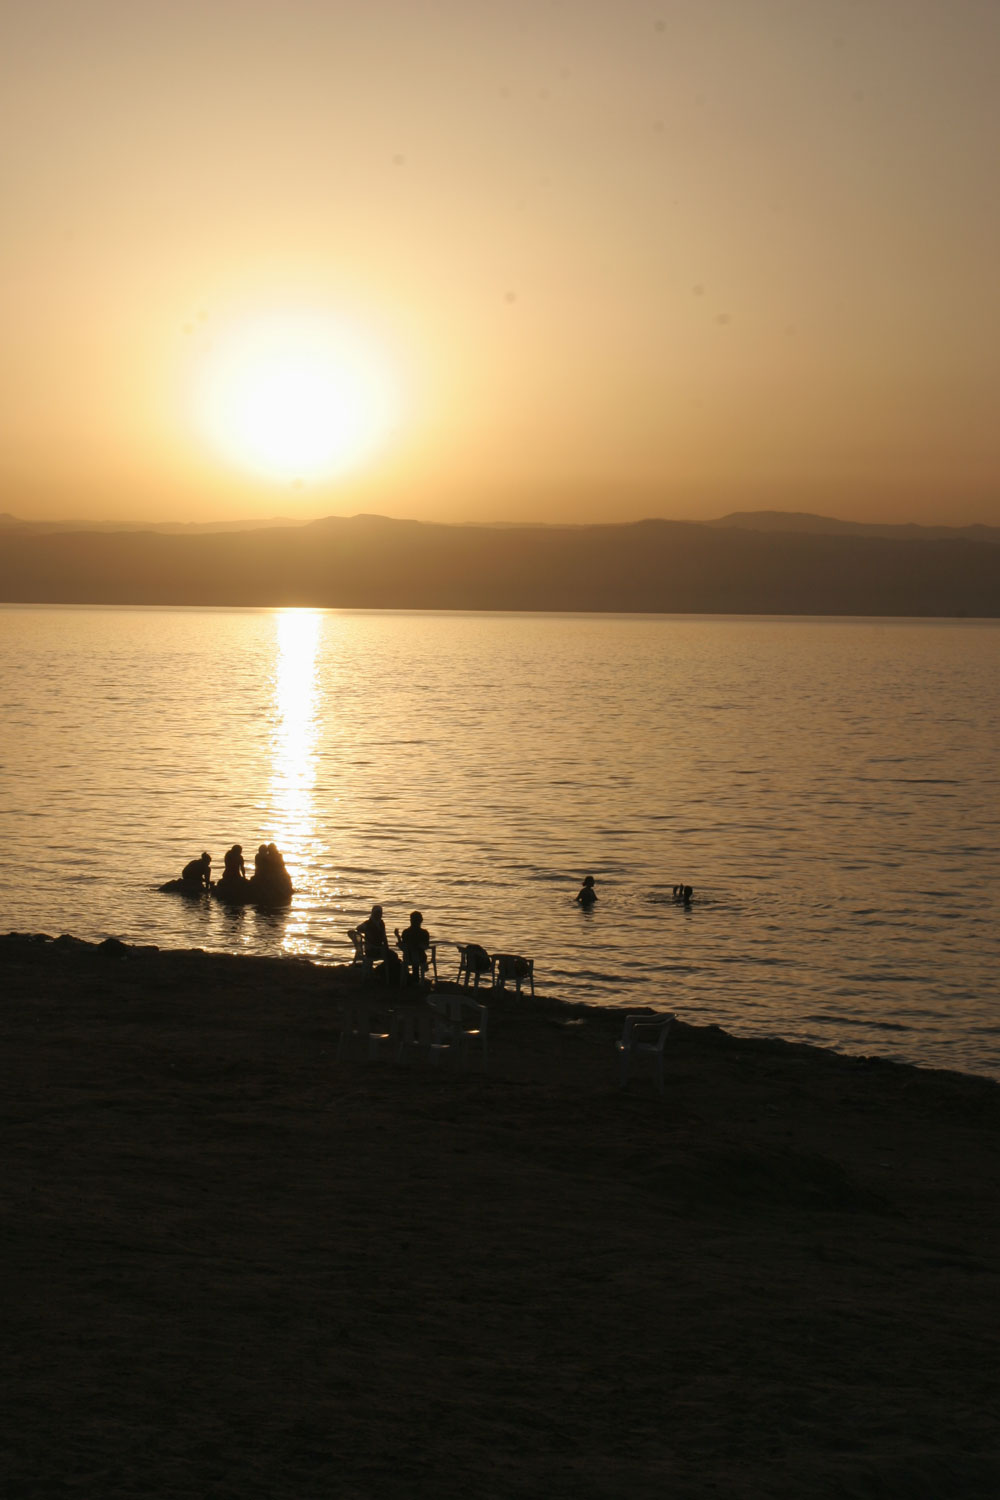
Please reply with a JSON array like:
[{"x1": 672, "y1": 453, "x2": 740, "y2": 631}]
[
  {"x1": 358, "y1": 903, "x2": 401, "y2": 980},
  {"x1": 181, "y1": 852, "x2": 212, "y2": 891},
  {"x1": 216, "y1": 844, "x2": 248, "y2": 893},
  {"x1": 396, "y1": 910, "x2": 431, "y2": 984},
  {"x1": 576, "y1": 874, "x2": 597, "y2": 908}
]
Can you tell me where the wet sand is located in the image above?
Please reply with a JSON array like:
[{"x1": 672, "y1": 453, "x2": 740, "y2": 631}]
[{"x1": 3, "y1": 932, "x2": 999, "y2": 1499}]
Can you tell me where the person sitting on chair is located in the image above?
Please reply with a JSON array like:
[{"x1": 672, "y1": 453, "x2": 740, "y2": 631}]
[
  {"x1": 359, "y1": 903, "x2": 401, "y2": 980},
  {"x1": 396, "y1": 910, "x2": 431, "y2": 984}
]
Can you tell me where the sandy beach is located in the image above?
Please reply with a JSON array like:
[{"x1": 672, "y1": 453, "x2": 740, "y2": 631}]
[{"x1": 3, "y1": 932, "x2": 999, "y2": 1499}]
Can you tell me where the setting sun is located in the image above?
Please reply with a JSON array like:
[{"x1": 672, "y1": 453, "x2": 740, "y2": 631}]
[{"x1": 194, "y1": 313, "x2": 402, "y2": 483}]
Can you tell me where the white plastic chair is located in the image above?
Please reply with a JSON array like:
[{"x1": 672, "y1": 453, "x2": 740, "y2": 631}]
[
  {"x1": 457, "y1": 998, "x2": 489, "y2": 1069},
  {"x1": 493, "y1": 953, "x2": 534, "y2": 996},
  {"x1": 346, "y1": 928, "x2": 378, "y2": 983},
  {"x1": 335, "y1": 1000, "x2": 394, "y2": 1062},
  {"x1": 393, "y1": 1003, "x2": 453, "y2": 1066},
  {"x1": 456, "y1": 943, "x2": 495, "y2": 990},
  {"x1": 616, "y1": 1014, "x2": 674, "y2": 1094},
  {"x1": 427, "y1": 995, "x2": 489, "y2": 1070}
]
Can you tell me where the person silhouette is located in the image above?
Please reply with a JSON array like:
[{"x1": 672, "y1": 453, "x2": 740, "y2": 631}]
[
  {"x1": 248, "y1": 841, "x2": 293, "y2": 903},
  {"x1": 359, "y1": 903, "x2": 388, "y2": 950},
  {"x1": 576, "y1": 874, "x2": 597, "y2": 909},
  {"x1": 181, "y1": 852, "x2": 212, "y2": 891},
  {"x1": 396, "y1": 910, "x2": 432, "y2": 984},
  {"x1": 359, "y1": 903, "x2": 401, "y2": 980},
  {"x1": 214, "y1": 844, "x2": 249, "y2": 900}
]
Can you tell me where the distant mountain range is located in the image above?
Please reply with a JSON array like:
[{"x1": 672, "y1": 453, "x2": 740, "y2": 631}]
[
  {"x1": 1, "y1": 511, "x2": 999, "y2": 615},
  {"x1": 0, "y1": 512, "x2": 303, "y2": 535},
  {"x1": 709, "y1": 510, "x2": 1000, "y2": 545},
  {"x1": 3, "y1": 508, "x2": 1000, "y2": 544}
]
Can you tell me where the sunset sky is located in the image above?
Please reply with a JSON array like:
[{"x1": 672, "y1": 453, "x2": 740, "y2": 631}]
[{"x1": 4, "y1": 0, "x2": 998, "y2": 527}]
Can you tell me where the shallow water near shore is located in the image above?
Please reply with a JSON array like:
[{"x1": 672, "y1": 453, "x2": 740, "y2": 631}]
[{"x1": 2, "y1": 605, "x2": 998, "y2": 1077}]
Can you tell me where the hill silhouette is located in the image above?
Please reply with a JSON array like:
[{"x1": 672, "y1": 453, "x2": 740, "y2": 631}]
[
  {"x1": 1, "y1": 512, "x2": 999, "y2": 615},
  {"x1": 709, "y1": 510, "x2": 1000, "y2": 545}
]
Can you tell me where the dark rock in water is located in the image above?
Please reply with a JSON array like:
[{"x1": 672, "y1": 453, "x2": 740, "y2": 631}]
[
  {"x1": 211, "y1": 874, "x2": 293, "y2": 908},
  {"x1": 160, "y1": 873, "x2": 292, "y2": 906},
  {"x1": 213, "y1": 875, "x2": 253, "y2": 904},
  {"x1": 251, "y1": 873, "x2": 293, "y2": 907}
]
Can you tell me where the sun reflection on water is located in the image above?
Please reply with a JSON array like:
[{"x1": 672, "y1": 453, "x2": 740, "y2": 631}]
[{"x1": 270, "y1": 609, "x2": 322, "y2": 955}]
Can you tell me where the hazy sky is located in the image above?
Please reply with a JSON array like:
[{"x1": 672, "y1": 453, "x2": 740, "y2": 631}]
[{"x1": 3, "y1": 0, "x2": 998, "y2": 525}]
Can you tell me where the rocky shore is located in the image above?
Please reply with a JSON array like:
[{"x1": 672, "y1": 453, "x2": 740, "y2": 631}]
[{"x1": 3, "y1": 932, "x2": 999, "y2": 1498}]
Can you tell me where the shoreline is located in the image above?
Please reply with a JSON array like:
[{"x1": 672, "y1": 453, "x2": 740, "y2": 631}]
[
  {"x1": 4, "y1": 931, "x2": 999, "y2": 1497},
  {"x1": 7, "y1": 923, "x2": 997, "y2": 1085}
]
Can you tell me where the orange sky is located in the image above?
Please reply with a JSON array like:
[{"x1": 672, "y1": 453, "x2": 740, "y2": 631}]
[{"x1": 3, "y1": 0, "x2": 999, "y2": 527}]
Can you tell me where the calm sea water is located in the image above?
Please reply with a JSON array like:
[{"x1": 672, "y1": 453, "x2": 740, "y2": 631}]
[{"x1": 2, "y1": 605, "x2": 998, "y2": 1078}]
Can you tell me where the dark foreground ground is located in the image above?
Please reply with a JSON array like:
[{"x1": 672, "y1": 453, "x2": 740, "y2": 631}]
[{"x1": 2, "y1": 933, "x2": 999, "y2": 1499}]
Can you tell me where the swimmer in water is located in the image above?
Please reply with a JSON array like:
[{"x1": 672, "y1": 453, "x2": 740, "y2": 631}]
[{"x1": 576, "y1": 874, "x2": 597, "y2": 909}]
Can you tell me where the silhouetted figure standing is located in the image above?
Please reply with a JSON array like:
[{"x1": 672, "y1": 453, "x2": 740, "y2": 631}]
[{"x1": 576, "y1": 874, "x2": 597, "y2": 909}]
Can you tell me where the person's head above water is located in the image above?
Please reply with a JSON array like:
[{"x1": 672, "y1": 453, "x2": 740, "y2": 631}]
[{"x1": 581, "y1": 875, "x2": 595, "y2": 888}]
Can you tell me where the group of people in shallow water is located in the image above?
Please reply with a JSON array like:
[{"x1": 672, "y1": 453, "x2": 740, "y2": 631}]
[
  {"x1": 165, "y1": 857, "x2": 691, "y2": 933},
  {"x1": 165, "y1": 842, "x2": 293, "y2": 905}
]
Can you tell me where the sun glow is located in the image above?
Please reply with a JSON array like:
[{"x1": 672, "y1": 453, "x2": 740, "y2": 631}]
[{"x1": 195, "y1": 313, "x2": 402, "y2": 482}]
